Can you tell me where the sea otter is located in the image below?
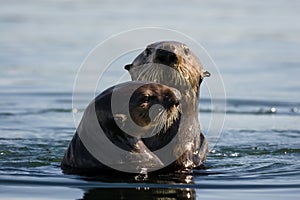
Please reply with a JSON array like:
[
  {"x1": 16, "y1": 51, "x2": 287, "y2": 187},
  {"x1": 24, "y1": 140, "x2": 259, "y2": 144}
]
[
  {"x1": 61, "y1": 81, "x2": 182, "y2": 173},
  {"x1": 125, "y1": 41, "x2": 210, "y2": 170}
]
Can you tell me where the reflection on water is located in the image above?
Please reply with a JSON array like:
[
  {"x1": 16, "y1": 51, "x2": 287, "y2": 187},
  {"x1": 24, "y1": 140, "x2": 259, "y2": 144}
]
[
  {"x1": 82, "y1": 187, "x2": 195, "y2": 200},
  {"x1": 1, "y1": 0, "x2": 300, "y2": 199},
  {"x1": 78, "y1": 171, "x2": 196, "y2": 200}
]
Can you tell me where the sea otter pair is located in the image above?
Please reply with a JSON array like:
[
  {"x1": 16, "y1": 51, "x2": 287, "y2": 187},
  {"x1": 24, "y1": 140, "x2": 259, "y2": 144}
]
[{"x1": 61, "y1": 41, "x2": 210, "y2": 174}]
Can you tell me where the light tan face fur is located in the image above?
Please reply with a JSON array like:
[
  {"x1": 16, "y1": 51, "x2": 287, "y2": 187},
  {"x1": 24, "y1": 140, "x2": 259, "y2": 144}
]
[{"x1": 125, "y1": 41, "x2": 210, "y2": 95}]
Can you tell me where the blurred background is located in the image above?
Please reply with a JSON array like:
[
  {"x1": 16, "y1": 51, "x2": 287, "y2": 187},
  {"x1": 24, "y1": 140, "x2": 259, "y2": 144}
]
[
  {"x1": 1, "y1": 0, "x2": 299, "y2": 101},
  {"x1": 0, "y1": 1, "x2": 299, "y2": 199}
]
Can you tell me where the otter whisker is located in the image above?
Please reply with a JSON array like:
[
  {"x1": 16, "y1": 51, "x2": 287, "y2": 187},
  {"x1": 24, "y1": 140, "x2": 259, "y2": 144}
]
[
  {"x1": 136, "y1": 63, "x2": 190, "y2": 92},
  {"x1": 151, "y1": 109, "x2": 168, "y2": 135}
]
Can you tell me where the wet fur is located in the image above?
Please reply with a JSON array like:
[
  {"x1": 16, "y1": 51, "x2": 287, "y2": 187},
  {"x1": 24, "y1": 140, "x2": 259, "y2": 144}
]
[
  {"x1": 61, "y1": 82, "x2": 181, "y2": 173},
  {"x1": 126, "y1": 41, "x2": 209, "y2": 170}
]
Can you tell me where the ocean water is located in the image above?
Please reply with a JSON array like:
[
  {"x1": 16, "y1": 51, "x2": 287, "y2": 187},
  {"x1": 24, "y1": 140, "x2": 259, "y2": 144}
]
[{"x1": 1, "y1": 0, "x2": 300, "y2": 199}]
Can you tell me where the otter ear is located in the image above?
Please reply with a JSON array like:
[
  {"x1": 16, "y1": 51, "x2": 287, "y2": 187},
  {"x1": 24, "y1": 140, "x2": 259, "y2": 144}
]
[
  {"x1": 124, "y1": 64, "x2": 133, "y2": 71},
  {"x1": 203, "y1": 70, "x2": 211, "y2": 78}
]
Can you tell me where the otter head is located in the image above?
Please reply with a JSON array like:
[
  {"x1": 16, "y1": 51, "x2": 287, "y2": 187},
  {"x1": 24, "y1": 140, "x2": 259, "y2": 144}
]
[
  {"x1": 125, "y1": 41, "x2": 210, "y2": 96},
  {"x1": 129, "y1": 83, "x2": 181, "y2": 137}
]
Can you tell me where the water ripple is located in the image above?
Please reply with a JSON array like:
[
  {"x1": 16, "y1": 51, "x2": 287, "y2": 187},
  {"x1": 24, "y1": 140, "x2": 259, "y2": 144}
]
[
  {"x1": 0, "y1": 175, "x2": 299, "y2": 190},
  {"x1": 200, "y1": 98, "x2": 300, "y2": 116}
]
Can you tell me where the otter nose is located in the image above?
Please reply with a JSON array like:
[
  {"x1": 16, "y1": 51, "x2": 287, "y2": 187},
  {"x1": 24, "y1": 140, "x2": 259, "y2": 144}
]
[
  {"x1": 155, "y1": 49, "x2": 178, "y2": 66},
  {"x1": 163, "y1": 97, "x2": 180, "y2": 108}
]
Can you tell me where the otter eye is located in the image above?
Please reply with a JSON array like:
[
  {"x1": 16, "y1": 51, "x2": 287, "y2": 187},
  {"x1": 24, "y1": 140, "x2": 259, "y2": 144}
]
[
  {"x1": 143, "y1": 95, "x2": 150, "y2": 103},
  {"x1": 144, "y1": 48, "x2": 152, "y2": 57},
  {"x1": 183, "y1": 46, "x2": 190, "y2": 55}
]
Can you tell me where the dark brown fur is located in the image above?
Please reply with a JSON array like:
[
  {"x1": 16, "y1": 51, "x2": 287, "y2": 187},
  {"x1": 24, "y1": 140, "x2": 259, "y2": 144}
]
[{"x1": 61, "y1": 81, "x2": 181, "y2": 174}]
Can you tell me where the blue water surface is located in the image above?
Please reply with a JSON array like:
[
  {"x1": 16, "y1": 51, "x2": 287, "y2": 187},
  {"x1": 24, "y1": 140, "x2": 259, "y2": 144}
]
[{"x1": 0, "y1": 0, "x2": 300, "y2": 199}]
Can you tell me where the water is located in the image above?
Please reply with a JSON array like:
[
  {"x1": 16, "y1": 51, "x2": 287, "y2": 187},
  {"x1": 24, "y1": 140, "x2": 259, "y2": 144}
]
[{"x1": 1, "y1": 0, "x2": 300, "y2": 199}]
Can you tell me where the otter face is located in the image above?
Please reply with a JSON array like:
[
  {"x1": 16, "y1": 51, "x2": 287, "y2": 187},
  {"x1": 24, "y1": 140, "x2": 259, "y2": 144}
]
[
  {"x1": 129, "y1": 84, "x2": 181, "y2": 136},
  {"x1": 125, "y1": 41, "x2": 210, "y2": 94}
]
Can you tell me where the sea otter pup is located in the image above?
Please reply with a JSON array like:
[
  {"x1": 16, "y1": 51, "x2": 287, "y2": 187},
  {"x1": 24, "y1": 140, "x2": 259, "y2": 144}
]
[
  {"x1": 125, "y1": 41, "x2": 210, "y2": 170},
  {"x1": 61, "y1": 81, "x2": 182, "y2": 173}
]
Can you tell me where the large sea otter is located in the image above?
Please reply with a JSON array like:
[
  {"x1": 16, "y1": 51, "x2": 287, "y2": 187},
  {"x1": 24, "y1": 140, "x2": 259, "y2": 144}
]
[{"x1": 125, "y1": 41, "x2": 210, "y2": 170}]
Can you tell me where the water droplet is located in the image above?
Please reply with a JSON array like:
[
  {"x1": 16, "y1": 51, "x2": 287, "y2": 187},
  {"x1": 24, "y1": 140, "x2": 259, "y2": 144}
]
[
  {"x1": 230, "y1": 152, "x2": 239, "y2": 157},
  {"x1": 72, "y1": 108, "x2": 78, "y2": 113},
  {"x1": 185, "y1": 175, "x2": 193, "y2": 184},
  {"x1": 291, "y1": 107, "x2": 298, "y2": 113},
  {"x1": 270, "y1": 107, "x2": 276, "y2": 113},
  {"x1": 187, "y1": 192, "x2": 191, "y2": 199}
]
